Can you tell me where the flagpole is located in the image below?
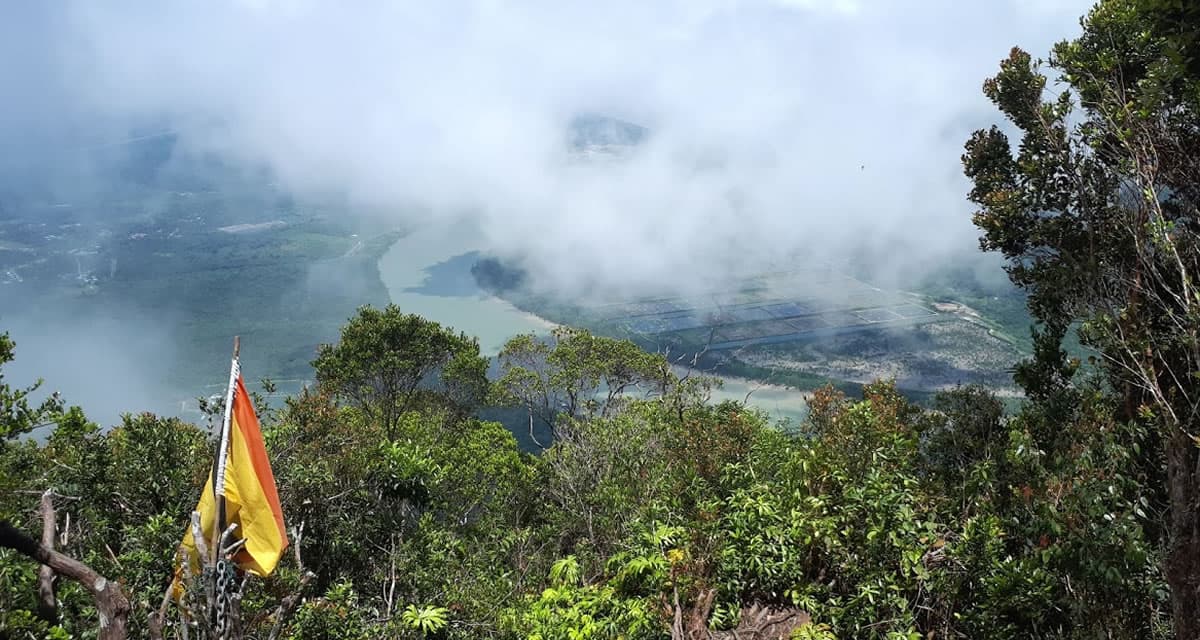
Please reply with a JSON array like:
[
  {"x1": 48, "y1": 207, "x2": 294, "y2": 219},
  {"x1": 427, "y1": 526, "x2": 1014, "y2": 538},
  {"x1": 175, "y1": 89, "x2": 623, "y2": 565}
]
[{"x1": 211, "y1": 336, "x2": 240, "y2": 567}]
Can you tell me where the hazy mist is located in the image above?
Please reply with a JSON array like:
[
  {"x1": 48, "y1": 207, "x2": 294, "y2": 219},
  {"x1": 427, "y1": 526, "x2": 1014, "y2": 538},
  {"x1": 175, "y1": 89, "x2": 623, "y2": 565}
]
[
  {"x1": 3, "y1": 313, "x2": 181, "y2": 427},
  {"x1": 2, "y1": 1, "x2": 1091, "y2": 421},
  {"x1": 9, "y1": 1, "x2": 1088, "y2": 289}
]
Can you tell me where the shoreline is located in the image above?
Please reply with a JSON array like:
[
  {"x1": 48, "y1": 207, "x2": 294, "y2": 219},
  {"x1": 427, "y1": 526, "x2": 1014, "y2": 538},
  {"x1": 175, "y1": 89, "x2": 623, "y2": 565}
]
[{"x1": 375, "y1": 230, "x2": 811, "y2": 422}]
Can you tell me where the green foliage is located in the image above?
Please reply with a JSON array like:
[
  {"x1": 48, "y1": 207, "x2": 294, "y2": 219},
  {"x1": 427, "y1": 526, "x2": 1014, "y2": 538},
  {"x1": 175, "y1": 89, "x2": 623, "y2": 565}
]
[
  {"x1": 0, "y1": 606, "x2": 69, "y2": 640},
  {"x1": 400, "y1": 604, "x2": 450, "y2": 636},
  {"x1": 790, "y1": 622, "x2": 837, "y2": 640},
  {"x1": 494, "y1": 327, "x2": 671, "y2": 433},
  {"x1": 0, "y1": 405, "x2": 215, "y2": 637},
  {"x1": 313, "y1": 304, "x2": 489, "y2": 436},
  {"x1": 286, "y1": 581, "x2": 372, "y2": 640},
  {"x1": 502, "y1": 554, "x2": 665, "y2": 640},
  {"x1": 964, "y1": 0, "x2": 1199, "y2": 632},
  {"x1": 0, "y1": 332, "x2": 63, "y2": 442},
  {"x1": 550, "y1": 556, "x2": 582, "y2": 587},
  {"x1": 0, "y1": 232, "x2": 1180, "y2": 640}
]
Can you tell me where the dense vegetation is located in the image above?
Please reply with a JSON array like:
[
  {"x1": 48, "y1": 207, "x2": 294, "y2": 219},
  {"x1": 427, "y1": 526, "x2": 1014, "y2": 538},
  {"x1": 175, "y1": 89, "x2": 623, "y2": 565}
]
[
  {"x1": 0, "y1": 313, "x2": 1174, "y2": 639},
  {"x1": 2, "y1": 0, "x2": 1200, "y2": 637}
]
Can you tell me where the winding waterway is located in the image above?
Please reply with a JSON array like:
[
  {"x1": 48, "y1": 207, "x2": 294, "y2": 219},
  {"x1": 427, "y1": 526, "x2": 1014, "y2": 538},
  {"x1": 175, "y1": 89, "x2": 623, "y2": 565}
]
[
  {"x1": 377, "y1": 225, "x2": 556, "y2": 355},
  {"x1": 377, "y1": 226, "x2": 809, "y2": 424}
]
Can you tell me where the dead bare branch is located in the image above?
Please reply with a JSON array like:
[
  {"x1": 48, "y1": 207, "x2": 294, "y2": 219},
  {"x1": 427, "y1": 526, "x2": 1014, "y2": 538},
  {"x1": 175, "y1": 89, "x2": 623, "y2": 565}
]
[
  {"x1": 0, "y1": 519, "x2": 130, "y2": 640},
  {"x1": 37, "y1": 490, "x2": 58, "y2": 624}
]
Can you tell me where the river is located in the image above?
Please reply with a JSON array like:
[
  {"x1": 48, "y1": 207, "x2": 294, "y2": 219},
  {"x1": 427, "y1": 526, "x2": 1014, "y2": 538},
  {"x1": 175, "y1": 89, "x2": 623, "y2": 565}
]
[{"x1": 377, "y1": 225, "x2": 809, "y2": 424}]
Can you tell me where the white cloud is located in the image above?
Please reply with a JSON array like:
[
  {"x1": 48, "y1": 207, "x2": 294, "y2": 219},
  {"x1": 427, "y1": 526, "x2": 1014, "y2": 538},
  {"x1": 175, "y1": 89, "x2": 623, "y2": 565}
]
[
  {"x1": 769, "y1": 0, "x2": 861, "y2": 15},
  {"x1": 9, "y1": 0, "x2": 1093, "y2": 295}
]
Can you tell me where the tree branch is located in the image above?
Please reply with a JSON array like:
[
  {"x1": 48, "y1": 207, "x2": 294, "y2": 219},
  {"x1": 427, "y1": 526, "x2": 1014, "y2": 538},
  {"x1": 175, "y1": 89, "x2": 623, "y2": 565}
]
[
  {"x1": 267, "y1": 521, "x2": 314, "y2": 640},
  {"x1": 0, "y1": 519, "x2": 129, "y2": 640},
  {"x1": 37, "y1": 490, "x2": 58, "y2": 624}
]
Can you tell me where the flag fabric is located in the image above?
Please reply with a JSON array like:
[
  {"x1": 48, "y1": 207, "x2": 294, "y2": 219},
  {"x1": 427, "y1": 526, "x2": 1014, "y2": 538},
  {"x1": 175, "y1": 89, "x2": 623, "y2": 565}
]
[{"x1": 179, "y1": 361, "x2": 288, "y2": 584}]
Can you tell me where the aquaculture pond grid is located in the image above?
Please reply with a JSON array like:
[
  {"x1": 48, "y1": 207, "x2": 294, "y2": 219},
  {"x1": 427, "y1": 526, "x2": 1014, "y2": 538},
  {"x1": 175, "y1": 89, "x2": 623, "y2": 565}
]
[{"x1": 605, "y1": 268, "x2": 947, "y2": 348}]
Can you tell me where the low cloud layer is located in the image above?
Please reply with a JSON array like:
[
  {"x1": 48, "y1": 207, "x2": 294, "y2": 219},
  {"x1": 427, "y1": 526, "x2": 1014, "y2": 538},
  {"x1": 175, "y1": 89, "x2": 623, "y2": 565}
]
[
  {"x1": 3, "y1": 312, "x2": 181, "y2": 428},
  {"x1": 10, "y1": 0, "x2": 1088, "y2": 294}
]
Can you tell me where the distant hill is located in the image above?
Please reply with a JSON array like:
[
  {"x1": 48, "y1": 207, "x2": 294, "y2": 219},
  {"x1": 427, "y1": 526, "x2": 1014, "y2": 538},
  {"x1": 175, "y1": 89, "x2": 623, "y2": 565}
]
[{"x1": 567, "y1": 113, "x2": 649, "y2": 152}]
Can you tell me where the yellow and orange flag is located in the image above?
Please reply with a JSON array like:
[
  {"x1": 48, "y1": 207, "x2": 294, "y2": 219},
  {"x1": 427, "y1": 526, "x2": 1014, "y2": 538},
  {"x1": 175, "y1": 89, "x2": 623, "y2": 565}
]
[{"x1": 177, "y1": 355, "x2": 287, "y2": 591}]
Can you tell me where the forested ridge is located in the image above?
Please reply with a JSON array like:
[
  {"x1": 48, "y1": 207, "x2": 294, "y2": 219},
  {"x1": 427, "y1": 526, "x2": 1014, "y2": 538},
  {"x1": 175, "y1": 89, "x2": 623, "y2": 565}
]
[{"x1": 4, "y1": 0, "x2": 1200, "y2": 637}]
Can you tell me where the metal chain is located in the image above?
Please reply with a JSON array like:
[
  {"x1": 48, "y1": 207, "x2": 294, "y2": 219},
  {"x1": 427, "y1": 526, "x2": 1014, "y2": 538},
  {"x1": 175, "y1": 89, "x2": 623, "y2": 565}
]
[{"x1": 213, "y1": 560, "x2": 237, "y2": 640}]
